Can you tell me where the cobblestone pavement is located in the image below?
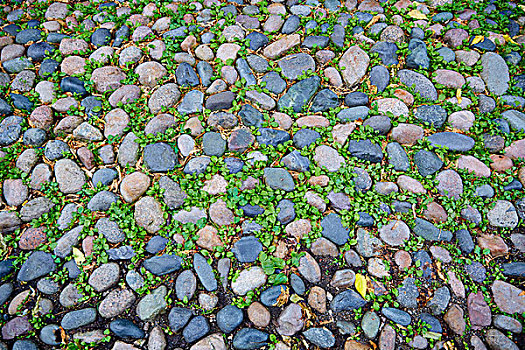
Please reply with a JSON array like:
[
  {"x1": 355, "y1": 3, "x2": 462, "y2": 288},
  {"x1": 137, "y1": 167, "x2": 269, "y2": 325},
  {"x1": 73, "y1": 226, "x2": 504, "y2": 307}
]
[{"x1": 0, "y1": 0, "x2": 524, "y2": 349}]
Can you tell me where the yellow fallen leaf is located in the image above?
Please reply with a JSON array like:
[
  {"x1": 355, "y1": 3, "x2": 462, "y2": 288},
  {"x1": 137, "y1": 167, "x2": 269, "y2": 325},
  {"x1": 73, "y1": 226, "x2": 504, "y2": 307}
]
[
  {"x1": 365, "y1": 15, "x2": 382, "y2": 29},
  {"x1": 72, "y1": 247, "x2": 85, "y2": 265},
  {"x1": 471, "y1": 35, "x2": 485, "y2": 45},
  {"x1": 355, "y1": 273, "x2": 367, "y2": 299},
  {"x1": 290, "y1": 294, "x2": 303, "y2": 303},
  {"x1": 456, "y1": 88, "x2": 462, "y2": 105},
  {"x1": 503, "y1": 34, "x2": 518, "y2": 44},
  {"x1": 407, "y1": 10, "x2": 427, "y2": 20}
]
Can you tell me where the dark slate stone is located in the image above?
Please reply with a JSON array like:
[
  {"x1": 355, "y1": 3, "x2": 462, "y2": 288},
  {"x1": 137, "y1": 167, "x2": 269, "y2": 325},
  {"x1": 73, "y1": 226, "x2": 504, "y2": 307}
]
[
  {"x1": 330, "y1": 24, "x2": 345, "y2": 47},
  {"x1": 0, "y1": 98, "x2": 11, "y2": 116},
  {"x1": 81, "y1": 96, "x2": 103, "y2": 118},
  {"x1": 217, "y1": 305, "x2": 243, "y2": 333},
  {"x1": 277, "y1": 75, "x2": 320, "y2": 113},
  {"x1": 27, "y1": 42, "x2": 54, "y2": 62},
  {"x1": 15, "y1": 28, "x2": 42, "y2": 44},
  {"x1": 363, "y1": 115, "x2": 391, "y2": 135},
  {"x1": 17, "y1": 251, "x2": 56, "y2": 282},
  {"x1": 110, "y1": 319, "x2": 145, "y2": 339},
  {"x1": 357, "y1": 212, "x2": 375, "y2": 227},
  {"x1": 419, "y1": 313, "x2": 443, "y2": 333},
  {"x1": 10, "y1": 93, "x2": 33, "y2": 111},
  {"x1": 239, "y1": 204, "x2": 265, "y2": 218},
  {"x1": 310, "y1": 89, "x2": 339, "y2": 112},
  {"x1": 282, "y1": 15, "x2": 301, "y2": 34},
  {"x1": 398, "y1": 69, "x2": 438, "y2": 100},
  {"x1": 347, "y1": 139, "x2": 383, "y2": 163},
  {"x1": 145, "y1": 236, "x2": 168, "y2": 254},
  {"x1": 455, "y1": 229, "x2": 474, "y2": 254},
  {"x1": 260, "y1": 285, "x2": 289, "y2": 307},
  {"x1": 303, "y1": 328, "x2": 336, "y2": 348},
  {"x1": 469, "y1": 36, "x2": 496, "y2": 51},
  {"x1": 143, "y1": 142, "x2": 178, "y2": 172},
  {"x1": 143, "y1": 254, "x2": 182, "y2": 275},
  {"x1": 183, "y1": 316, "x2": 209, "y2": 343},
  {"x1": 206, "y1": 91, "x2": 235, "y2": 111},
  {"x1": 232, "y1": 328, "x2": 269, "y2": 350},
  {"x1": 414, "y1": 150, "x2": 443, "y2": 176},
  {"x1": 281, "y1": 150, "x2": 310, "y2": 172},
  {"x1": 345, "y1": 91, "x2": 369, "y2": 107},
  {"x1": 39, "y1": 59, "x2": 59, "y2": 77},
  {"x1": 293, "y1": 129, "x2": 320, "y2": 149},
  {"x1": 502, "y1": 262, "x2": 525, "y2": 278},
  {"x1": 406, "y1": 39, "x2": 430, "y2": 69},
  {"x1": 371, "y1": 41, "x2": 398, "y2": 66},
  {"x1": 321, "y1": 213, "x2": 350, "y2": 245},
  {"x1": 113, "y1": 25, "x2": 130, "y2": 47},
  {"x1": 465, "y1": 261, "x2": 487, "y2": 283},
  {"x1": 61, "y1": 308, "x2": 96, "y2": 330},
  {"x1": 176, "y1": 62, "x2": 200, "y2": 87},
  {"x1": 413, "y1": 250, "x2": 433, "y2": 279},
  {"x1": 232, "y1": 236, "x2": 263, "y2": 263},
  {"x1": 168, "y1": 307, "x2": 192, "y2": 332},
  {"x1": 257, "y1": 128, "x2": 290, "y2": 147},
  {"x1": 61, "y1": 77, "x2": 87, "y2": 96},
  {"x1": 302, "y1": 35, "x2": 329, "y2": 49},
  {"x1": 88, "y1": 191, "x2": 118, "y2": 212},
  {"x1": 428, "y1": 132, "x2": 475, "y2": 152},
  {"x1": 92, "y1": 168, "x2": 118, "y2": 187},
  {"x1": 413, "y1": 218, "x2": 452, "y2": 241},
  {"x1": 290, "y1": 274, "x2": 306, "y2": 295},
  {"x1": 193, "y1": 253, "x2": 217, "y2": 292},
  {"x1": 225, "y1": 157, "x2": 244, "y2": 174},
  {"x1": 197, "y1": 61, "x2": 213, "y2": 87},
  {"x1": 370, "y1": 65, "x2": 390, "y2": 92},
  {"x1": 236, "y1": 58, "x2": 256, "y2": 86},
  {"x1": 331, "y1": 290, "x2": 367, "y2": 312},
  {"x1": 239, "y1": 104, "x2": 264, "y2": 127},
  {"x1": 91, "y1": 28, "x2": 112, "y2": 47},
  {"x1": 23, "y1": 128, "x2": 47, "y2": 147},
  {"x1": 382, "y1": 307, "x2": 412, "y2": 326},
  {"x1": 415, "y1": 105, "x2": 447, "y2": 128},
  {"x1": 260, "y1": 72, "x2": 286, "y2": 94},
  {"x1": 246, "y1": 31, "x2": 269, "y2": 50},
  {"x1": 277, "y1": 199, "x2": 295, "y2": 225}
]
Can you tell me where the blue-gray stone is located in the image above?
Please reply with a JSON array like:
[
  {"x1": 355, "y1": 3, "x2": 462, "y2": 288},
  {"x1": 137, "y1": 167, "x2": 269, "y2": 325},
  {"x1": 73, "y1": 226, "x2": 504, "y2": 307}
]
[
  {"x1": 0, "y1": 115, "x2": 23, "y2": 146},
  {"x1": 232, "y1": 236, "x2": 263, "y2": 263},
  {"x1": 202, "y1": 132, "x2": 226, "y2": 157},
  {"x1": 371, "y1": 41, "x2": 399, "y2": 66},
  {"x1": 110, "y1": 319, "x2": 145, "y2": 339},
  {"x1": 3, "y1": 57, "x2": 34, "y2": 74},
  {"x1": 277, "y1": 75, "x2": 320, "y2": 113},
  {"x1": 293, "y1": 129, "x2": 320, "y2": 149},
  {"x1": 413, "y1": 251, "x2": 433, "y2": 279},
  {"x1": 183, "y1": 156, "x2": 211, "y2": 175},
  {"x1": 61, "y1": 77, "x2": 87, "y2": 96},
  {"x1": 428, "y1": 132, "x2": 475, "y2": 152},
  {"x1": 27, "y1": 42, "x2": 54, "y2": 62},
  {"x1": 217, "y1": 305, "x2": 243, "y2": 333},
  {"x1": 382, "y1": 307, "x2": 412, "y2": 326},
  {"x1": 303, "y1": 328, "x2": 335, "y2": 348},
  {"x1": 239, "y1": 104, "x2": 264, "y2": 127},
  {"x1": 398, "y1": 69, "x2": 438, "y2": 100},
  {"x1": 39, "y1": 59, "x2": 59, "y2": 77},
  {"x1": 322, "y1": 213, "x2": 350, "y2": 245},
  {"x1": 196, "y1": 61, "x2": 213, "y2": 87},
  {"x1": 143, "y1": 142, "x2": 178, "y2": 172},
  {"x1": 236, "y1": 58, "x2": 256, "y2": 86},
  {"x1": 176, "y1": 62, "x2": 200, "y2": 87},
  {"x1": 143, "y1": 254, "x2": 182, "y2": 275},
  {"x1": 302, "y1": 35, "x2": 329, "y2": 49},
  {"x1": 15, "y1": 28, "x2": 42, "y2": 44},
  {"x1": 245, "y1": 31, "x2": 269, "y2": 50},
  {"x1": 145, "y1": 236, "x2": 168, "y2": 254},
  {"x1": 502, "y1": 262, "x2": 525, "y2": 278},
  {"x1": 92, "y1": 168, "x2": 118, "y2": 187},
  {"x1": 337, "y1": 106, "x2": 369, "y2": 121},
  {"x1": 413, "y1": 218, "x2": 452, "y2": 241},
  {"x1": 437, "y1": 47, "x2": 455, "y2": 62},
  {"x1": 281, "y1": 150, "x2": 310, "y2": 172},
  {"x1": 386, "y1": 142, "x2": 410, "y2": 172},
  {"x1": 277, "y1": 199, "x2": 295, "y2": 224},
  {"x1": 260, "y1": 285, "x2": 289, "y2": 307},
  {"x1": 455, "y1": 229, "x2": 474, "y2": 253},
  {"x1": 10, "y1": 93, "x2": 33, "y2": 111},
  {"x1": 290, "y1": 274, "x2": 305, "y2": 295},
  {"x1": 61, "y1": 308, "x2": 97, "y2": 330},
  {"x1": 406, "y1": 39, "x2": 430, "y2": 69},
  {"x1": 233, "y1": 328, "x2": 268, "y2": 350},
  {"x1": 183, "y1": 316, "x2": 209, "y2": 343},
  {"x1": 91, "y1": 28, "x2": 112, "y2": 47},
  {"x1": 419, "y1": 313, "x2": 442, "y2": 333},
  {"x1": 370, "y1": 65, "x2": 390, "y2": 93},
  {"x1": 263, "y1": 168, "x2": 294, "y2": 191},
  {"x1": 330, "y1": 290, "x2": 367, "y2": 312},
  {"x1": 310, "y1": 89, "x2": 339, "y2": 112},
  {"x1": 414, "y1": 150, "x2": 443, "y2": 176},
  {"x1": 502, "y1": 110, "x2": 525, "y2": 132},
  {"x1": 260, "y1": 72, "x2": 286, "y2": 94},
  {"x1": 257, "y1": 128, "x2": 290, "y2": 147},
  {"x1": 415, "y1": 105, "x2": 447, "y2": 128},
  {"x1": 225, "y1": 157, "x2": 244, "y2": 174},
  {"x1": 193, "y1": 253, "x2": 217, "y2": 291},
  {"x1": 17, "y1": 251, "x2": 56, "y2": 282},
  {"x1": 168, "y1": 307, "x2": 192, "y2": 332},
  {"x1": 88, "y1": 191, "x2": 118, "y2": 212},
  {"x1": 282, "y1": 15, "x2": 301, "y2": 34},
  {"x1": 348, "y1": 139, "x2": 383, "y2": 163},
  {"x1": 345, "y1": 91, "x2": 369, "y2": 107}
]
